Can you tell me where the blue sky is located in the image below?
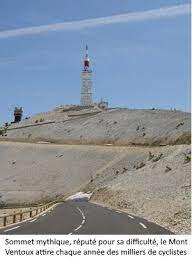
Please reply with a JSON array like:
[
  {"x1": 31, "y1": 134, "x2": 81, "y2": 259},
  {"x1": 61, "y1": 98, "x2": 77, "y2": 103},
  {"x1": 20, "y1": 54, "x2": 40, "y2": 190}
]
[{"x1": 0, "y1": 0, "x2": 190, "y2": 124}]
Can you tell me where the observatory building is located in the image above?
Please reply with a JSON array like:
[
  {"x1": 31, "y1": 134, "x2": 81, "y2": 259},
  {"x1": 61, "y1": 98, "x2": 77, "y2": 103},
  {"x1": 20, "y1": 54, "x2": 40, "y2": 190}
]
[
  {"x1": 80, "y1": 45, "x2": 93, "y2": 106},
  {"x1": 14, "y1": 107, "x2": 23, "y2": 123}
]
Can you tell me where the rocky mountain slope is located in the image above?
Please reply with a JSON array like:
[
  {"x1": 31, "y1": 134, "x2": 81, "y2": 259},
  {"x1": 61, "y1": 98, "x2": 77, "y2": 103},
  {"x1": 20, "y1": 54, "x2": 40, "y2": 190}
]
[
  {"x1": 1, "y1": 106, "x2": 190, "y2": 146},
  {"x1": 0, "y1": 106, "x2": 191, "y2": 234},
  {"x1": 0, "y1": 142, "x2": 124, "y2": 205},
  {"x1": 84, "y1": 144, "x2": 191, "y2": 234}
]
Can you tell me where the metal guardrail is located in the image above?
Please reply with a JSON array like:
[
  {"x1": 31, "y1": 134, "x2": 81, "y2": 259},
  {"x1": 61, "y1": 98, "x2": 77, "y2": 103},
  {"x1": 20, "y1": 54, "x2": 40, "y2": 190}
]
[{"x1": 0, "y1": 200, "x2": 59, "y2": 228}]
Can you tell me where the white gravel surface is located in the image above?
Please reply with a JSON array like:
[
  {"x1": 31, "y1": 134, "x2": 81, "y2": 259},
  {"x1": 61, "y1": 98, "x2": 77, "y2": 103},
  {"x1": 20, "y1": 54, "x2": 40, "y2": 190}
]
[
  {"x1": 0, "y1": 141, "x2": 124, "y2": 205},
  {"x1": 88, "y1": 145, "x2": 191, "y2": 234},
  {"x1": 0, "y1": 107, "x2": 190, "y2": 234},
  {"x1": 3, "y1": 107, "x2": 190, "y2": 146}
]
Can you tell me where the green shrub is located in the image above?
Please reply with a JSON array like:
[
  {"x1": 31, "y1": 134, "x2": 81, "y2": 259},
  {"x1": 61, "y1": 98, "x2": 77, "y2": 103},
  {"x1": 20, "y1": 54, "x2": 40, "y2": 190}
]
[{"x1": 184, "y1": 153, "x2": 191, "y2": 164}]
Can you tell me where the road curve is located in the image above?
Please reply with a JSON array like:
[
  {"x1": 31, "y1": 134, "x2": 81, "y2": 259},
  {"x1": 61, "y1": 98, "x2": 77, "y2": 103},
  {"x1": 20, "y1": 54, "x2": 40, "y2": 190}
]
[{"x1": 0, "y1": 201, "x2": 172, "y2": 235}]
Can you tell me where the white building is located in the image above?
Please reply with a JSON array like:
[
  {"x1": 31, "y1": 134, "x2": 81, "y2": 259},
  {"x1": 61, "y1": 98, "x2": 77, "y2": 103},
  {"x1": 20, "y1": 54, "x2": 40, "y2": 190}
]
[{"x1": 98, "y1": 99, "x2": 108, "y2": 109}]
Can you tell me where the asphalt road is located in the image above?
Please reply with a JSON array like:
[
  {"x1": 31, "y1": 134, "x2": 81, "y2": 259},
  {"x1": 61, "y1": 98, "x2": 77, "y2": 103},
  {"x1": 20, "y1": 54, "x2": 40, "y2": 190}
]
[{"x1": 0, "y1": 201, "x2": 172, "y2": 235}]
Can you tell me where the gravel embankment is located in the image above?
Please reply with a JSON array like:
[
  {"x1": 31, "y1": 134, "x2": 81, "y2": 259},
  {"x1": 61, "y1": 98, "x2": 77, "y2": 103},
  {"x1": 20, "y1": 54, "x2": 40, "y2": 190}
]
[
  {"x1": 0, "y1": 141, "x2": 124, "y2": 205},
  {"x1": 85, "y1": 145, "x2": 191, "y2": 234},
  {"x1": 3, "y1": 108, "x2": 191, "y2": 146}
]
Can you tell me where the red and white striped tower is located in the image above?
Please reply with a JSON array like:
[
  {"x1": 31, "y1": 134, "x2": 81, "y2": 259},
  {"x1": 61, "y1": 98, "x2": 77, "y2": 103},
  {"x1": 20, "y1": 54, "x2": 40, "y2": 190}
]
[{"x1": 81, "y1": 45, "x2": 93, "y2": 106}]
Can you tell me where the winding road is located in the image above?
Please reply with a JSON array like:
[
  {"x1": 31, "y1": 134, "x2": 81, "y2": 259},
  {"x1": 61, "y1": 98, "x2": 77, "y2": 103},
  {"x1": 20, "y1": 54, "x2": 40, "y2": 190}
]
[{"x1": 0, "y1": 201, "x2": 172, "y2": 235}]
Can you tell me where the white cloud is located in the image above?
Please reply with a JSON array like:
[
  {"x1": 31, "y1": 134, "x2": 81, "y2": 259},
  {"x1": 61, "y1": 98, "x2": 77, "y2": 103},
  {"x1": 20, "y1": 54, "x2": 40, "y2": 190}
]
[{"x1": 0, "y1": 4, "x2": 190, "y2": 39}]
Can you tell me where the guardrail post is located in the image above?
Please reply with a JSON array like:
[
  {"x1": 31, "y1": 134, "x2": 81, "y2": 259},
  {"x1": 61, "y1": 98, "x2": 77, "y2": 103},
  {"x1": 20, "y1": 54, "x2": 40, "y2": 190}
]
[
  {"x1": 3, "y1": 217, "x2": 6, "y2": 226},
  {"x1": 20, "y1": 213, "x2": 23, "y2": 222},
  {"x1": 29, "y1": 210, "x2": 32, "y2": 218},
  {"x1": 13, "y1": 213, "x2": 16, "y2": 223}
]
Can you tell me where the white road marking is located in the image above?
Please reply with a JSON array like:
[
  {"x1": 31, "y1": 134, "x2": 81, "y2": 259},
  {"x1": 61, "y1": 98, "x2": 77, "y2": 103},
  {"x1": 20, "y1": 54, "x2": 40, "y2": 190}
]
[
  {"x1": 127, "y1": 215, "x2": 135, "y2": 219},
  {"x1": 116, "y1": 211, "x2": 122, "y2": 214},
  {"x1": 4, "y1": 226, "x2": 20, "y2": 233},
  {"x1": 68, "y1": 206, "x2": 86, "y2": 235},
  {"x1": 30, "y1": 219, "x2": 37, "y2": 223},
  {"x1": 42, "y1": 214, "x2": 46, "y2": 217},
  {"x1": 74, "y1": 225, "x2": 83, "y2": 232},
  {"x1": 139, "y1": 222, "x2": 147, "y2": 229},
  {"x1": 77, "y1": 207, "x2": 85, "y2": 218}
]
